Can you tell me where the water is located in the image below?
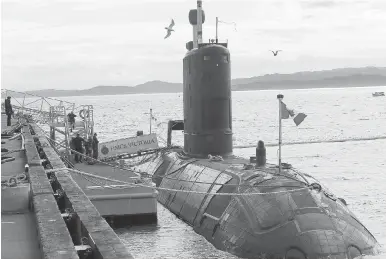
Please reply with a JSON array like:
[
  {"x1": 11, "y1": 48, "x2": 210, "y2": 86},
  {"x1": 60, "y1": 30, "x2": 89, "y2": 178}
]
[
  {"x1": 115, "y1": 204, "x2": 240, "y2": 259},
  {"x1": 62, "y1": 86, "x2": 386, "y2": 258}
]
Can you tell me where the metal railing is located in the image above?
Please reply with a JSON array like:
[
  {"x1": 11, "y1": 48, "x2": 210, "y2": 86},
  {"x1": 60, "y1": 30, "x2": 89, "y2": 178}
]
[
  {"x1": 1, "y1": 89, "x2": 75, "y2": 121},
  {"x1": 2, "y1": 89, "x2": 94, "y2": 162}
]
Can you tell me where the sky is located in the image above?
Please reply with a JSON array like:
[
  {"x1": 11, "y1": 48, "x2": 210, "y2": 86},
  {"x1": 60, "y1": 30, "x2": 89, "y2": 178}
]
[{"x1": 1, "y1": 0, "x2": 386, "y2": 91}]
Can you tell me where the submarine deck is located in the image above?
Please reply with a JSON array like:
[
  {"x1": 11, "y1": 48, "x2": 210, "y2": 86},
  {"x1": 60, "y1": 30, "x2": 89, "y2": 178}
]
[{"x1": 173, "y1": 149, "x2": 309, "y2": 186}]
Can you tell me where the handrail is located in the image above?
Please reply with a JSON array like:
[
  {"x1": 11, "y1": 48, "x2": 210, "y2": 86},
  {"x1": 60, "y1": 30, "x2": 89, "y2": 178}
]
[
  {"x1": 1, "y1": 89, "x2": 79, "y2": 123},
  {"x1": 2, "y1": 89, "x2": 75, "y2": 106},
  {"x1": 2, "y1": 89, "x2": 93, "y2": 163}
]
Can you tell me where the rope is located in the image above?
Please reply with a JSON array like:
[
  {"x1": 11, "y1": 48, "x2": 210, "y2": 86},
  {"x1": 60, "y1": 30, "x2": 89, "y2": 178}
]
[
  {"x1": 48, "y1": 168, "x2": 149, "y2": 190},
  {"x1": 1, "y1": 149, "x2": 25, "y2": 156},
  {"x1": 218, "y1": 20, "x2": 237, "y2": 32},
  {"x1": 34, "y1": 122, "x2": 178, "y2": 173},
  {"x1": 46, "y1": 166, "x2": 311, "y2": 196},
  {"x1": 33, "y1": 123, "x2": 141, "y2": 177},
  {"x1": 33, "y1": 123, "x2": 314, "y2": 193},
  {"x1": 80, "y1": 182, "x2": 310, "y2": 196},
  {"x1": 32, "y1": 123, "x2": 321, "y2": 196},
  {"x1": 150, "y1": 174, "x2": 306, "y2": 188},
  {"x1": 102, "y1": 146, "x2": 173, "y2": 166},
  {"x1": 165, "y1": 159, "x2": 199, "y2": 176},
  {"x1": 1, "y1": 122, "x2": 21, "y2": 135},
  {"x1": 1, "y1": 157, "x2": 15, "y2": 164},
  {"x1": 9, "y1": 133, "x2": 22, "y2": 140},
  {"x1": 234, "y1": 135, "x2": 386, "y2": 149},
  {"x1": 1, "y1": 173, "x2": 27, "y2": 187},
  {"x1": 46, "y1": 168, "x2": 137, "y2": 184}
]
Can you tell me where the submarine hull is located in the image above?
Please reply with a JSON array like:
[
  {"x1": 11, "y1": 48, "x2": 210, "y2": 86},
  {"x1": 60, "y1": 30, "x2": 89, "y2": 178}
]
[
  {"x1": 140, "y1": 2, "x2": 380, "y2": 257},
  {"x1": 134, "y1": 150, "x2": 380, "y2": 259}
]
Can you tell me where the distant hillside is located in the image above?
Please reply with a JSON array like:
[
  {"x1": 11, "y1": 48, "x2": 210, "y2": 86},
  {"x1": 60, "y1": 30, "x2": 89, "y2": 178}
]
[
  {"x1": 233, "y1": 74, "x2": 386, "y2": 91},
  {"x1": 4, "y1": 67, "x2": 386, "y2": 98},
  {"x1": 231, "y1": 66, "x2": 386, "y2": 85}
]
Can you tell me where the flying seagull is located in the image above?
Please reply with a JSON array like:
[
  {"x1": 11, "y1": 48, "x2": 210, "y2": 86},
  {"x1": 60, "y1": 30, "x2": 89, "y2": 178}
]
[
  {"x1": 270, "y1": 50, "x2": 282, "y2": 56},
  {"x1": 164, "y1": 19, "x2": 175, "y2": 39}
]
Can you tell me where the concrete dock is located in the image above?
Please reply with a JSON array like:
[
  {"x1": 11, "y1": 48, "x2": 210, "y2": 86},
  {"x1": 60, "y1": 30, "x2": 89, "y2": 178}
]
[
  {"x1": 31, "y1": 123, "x2": 158, "y2": 226},
  {"x1": 2, "y1": 90, "x2": 158, "y2": 227},
  {"x1": 2, "y1": 116, "x2": 42, "y2": 259},
  {"x1": 2, "y1": 113, "x2": 135, "y2": 259}
]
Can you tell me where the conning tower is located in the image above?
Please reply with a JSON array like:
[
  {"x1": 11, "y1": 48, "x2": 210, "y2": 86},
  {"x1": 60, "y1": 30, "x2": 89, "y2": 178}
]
[{"x1": 183, "y1": 0, "x2": 233, "y2": 157}]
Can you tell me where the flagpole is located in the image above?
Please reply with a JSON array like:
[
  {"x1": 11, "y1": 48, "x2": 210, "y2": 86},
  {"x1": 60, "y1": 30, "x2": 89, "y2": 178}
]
[
  {"x1": 149, "y1": 108, "x2": 152, "y2": 134},
  {"x1": 215, "y1": 17, "x2": 218, "y2": 43},
  {"x1": 277, "y1": 94, "x2": 284, "y2": 174}
]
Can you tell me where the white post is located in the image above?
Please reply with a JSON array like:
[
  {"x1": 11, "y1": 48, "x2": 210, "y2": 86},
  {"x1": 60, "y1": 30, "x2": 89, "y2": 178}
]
[
  {"x1": 149, "y1": 108, "x2": 152, "y2": 134},
  {"x1": 215, "y1": 17, "x2": 218, "y2": 43},
  {"x1": 277, "y1": 94, "x2": 284, "y2": 174},
  {"x1": 193, "y1": 25, "x2": 198, "y2": 49}
]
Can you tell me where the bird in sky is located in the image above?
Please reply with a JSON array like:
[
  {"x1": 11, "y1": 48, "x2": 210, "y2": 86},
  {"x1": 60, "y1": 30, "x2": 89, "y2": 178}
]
[
  {"x1": 270, "y1": 50, "x2": 282, "y2": 56},
  {"x1": 164, "y1": 19, "x2": 175, "y2": 39}
]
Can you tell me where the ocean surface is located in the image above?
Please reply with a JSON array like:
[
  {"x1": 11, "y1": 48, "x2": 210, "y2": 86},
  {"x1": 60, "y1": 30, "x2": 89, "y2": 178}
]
[{"x1": 38, "y1": 86, "x2": 386, "y2": 258}]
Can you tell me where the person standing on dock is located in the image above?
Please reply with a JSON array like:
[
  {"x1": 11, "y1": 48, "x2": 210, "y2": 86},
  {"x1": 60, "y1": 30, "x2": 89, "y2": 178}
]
[
  {"x1": 92, "y1": 133, "x2": 99, "y2": 159},
  {"x1": 69, "y1": 137, "x2": 76, "y2": 156},
  {"x1": 73, "y1": 133, "x2": 85, "y2": 163},
  {"x1": 67, "y1": 111, "x2": 76, "y2": 132},
  {"x1": 84, "y1": 136, "x2": 93, "y2": 160},
  {"x1": 4, "y1": 96, "x2": 13, "y2": 126}
]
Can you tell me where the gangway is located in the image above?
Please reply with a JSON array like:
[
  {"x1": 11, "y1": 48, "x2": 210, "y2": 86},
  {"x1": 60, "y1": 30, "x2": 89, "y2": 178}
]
[{"x1": 1, "y1": 89, "x2": 94, "y2": 163}]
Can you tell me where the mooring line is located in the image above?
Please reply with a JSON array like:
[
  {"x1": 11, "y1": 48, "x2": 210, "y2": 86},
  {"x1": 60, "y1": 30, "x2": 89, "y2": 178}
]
[
  {"x1": 234, "y1": 136, "x2": 386, "y2": 149},
  {"x1": 46, "y1": 167, "x2": 311, "y2": 196}
]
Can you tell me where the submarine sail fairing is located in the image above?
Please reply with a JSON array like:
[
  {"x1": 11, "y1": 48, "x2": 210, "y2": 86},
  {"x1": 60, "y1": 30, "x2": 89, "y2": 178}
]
[{"x1": 135, "y1": 1, "x2": 380, "y2": 258}]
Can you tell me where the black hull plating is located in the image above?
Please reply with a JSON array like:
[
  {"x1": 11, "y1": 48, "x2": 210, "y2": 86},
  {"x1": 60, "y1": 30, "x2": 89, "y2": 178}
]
[
  {"x1": 135, "y1": 150, "x2": 380, "y2": 259},
  {"x1": 183, "y1": 44, "x2": 233, "y2": 157}
]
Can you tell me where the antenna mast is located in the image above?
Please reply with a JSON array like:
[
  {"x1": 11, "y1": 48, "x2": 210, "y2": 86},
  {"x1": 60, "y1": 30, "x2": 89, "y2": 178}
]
[
  {"x1": 197, "y1": 0, "x2": 203, "y2": 45},
  {"x1": 216, "y1": 17, "x2": 218, "y2": 43}
]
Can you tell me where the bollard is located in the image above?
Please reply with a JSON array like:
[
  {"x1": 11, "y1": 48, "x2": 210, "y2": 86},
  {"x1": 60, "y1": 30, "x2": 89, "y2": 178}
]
[
  {"x1": 119, "y1": 159, "x2": 125, "y2": 168},
  {"x1": 256, "y1": 140, "x2": 266, "y2": 167}
]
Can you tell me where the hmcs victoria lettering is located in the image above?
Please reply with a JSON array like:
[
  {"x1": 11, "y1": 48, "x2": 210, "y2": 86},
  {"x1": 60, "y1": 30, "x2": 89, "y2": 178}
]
[{"x1": 110, "y1": 139, "x2": 157, "y2": 151}]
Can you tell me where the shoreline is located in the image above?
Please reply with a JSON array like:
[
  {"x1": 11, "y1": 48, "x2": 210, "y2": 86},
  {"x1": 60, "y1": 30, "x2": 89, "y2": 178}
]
[{"x1": 5, "y1": 84, "x2": 386, "y2": 99}]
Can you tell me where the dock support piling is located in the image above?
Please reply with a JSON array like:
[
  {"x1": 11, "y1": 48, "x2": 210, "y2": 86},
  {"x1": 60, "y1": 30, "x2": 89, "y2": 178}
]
[{"x1": 23, "y1": 122, "x2": 135, "y2": 259}]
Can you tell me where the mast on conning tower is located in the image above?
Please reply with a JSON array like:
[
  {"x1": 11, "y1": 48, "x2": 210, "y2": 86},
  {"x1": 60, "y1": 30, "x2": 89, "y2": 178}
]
[
  {"x1": 196, "y1": 0, "x2": 203, "y2": 45},
  {"x1": 188, "y1": 0, "x2": 205, "y2": 50},
  {"x1": 186, "y1": 0, "x2": 228, "y2": 51}
]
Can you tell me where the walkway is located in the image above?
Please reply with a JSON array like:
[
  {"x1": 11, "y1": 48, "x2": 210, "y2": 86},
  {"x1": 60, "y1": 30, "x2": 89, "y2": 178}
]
[{"x1": 1, "y1": 114, "x2": 42, "y2": 259}]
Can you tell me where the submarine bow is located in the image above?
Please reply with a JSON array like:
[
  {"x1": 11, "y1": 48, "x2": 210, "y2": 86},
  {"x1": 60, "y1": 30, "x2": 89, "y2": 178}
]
[{"x1": 137, "y1": 153, "x2": 380, "y2": 259}]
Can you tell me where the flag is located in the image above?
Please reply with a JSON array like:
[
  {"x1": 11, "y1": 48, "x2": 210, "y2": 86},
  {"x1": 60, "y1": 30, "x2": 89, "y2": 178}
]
[
  {"x1": 293, "y1": 112, "x2": 307, "y2": 126},
  {"x1": 218, "y1": 19, "x2": 237, "y2": 32},
  {"x1": 280, "y1": 101, "x2": 290, "y2": 119},
  {"x1": 280, "y1": 101, "x2": 307, "y2": 126}
]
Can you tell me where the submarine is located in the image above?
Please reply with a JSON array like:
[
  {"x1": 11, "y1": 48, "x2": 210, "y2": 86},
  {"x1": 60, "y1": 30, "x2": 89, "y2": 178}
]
[{"x1": 134, "y1": 1, "x2": 381, "y2": 258}]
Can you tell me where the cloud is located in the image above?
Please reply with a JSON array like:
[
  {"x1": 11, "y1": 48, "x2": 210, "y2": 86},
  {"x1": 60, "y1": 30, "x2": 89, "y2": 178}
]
[
  {"x1": 300, "y1": 0, "x2": 367, "y2": 8},
  {"x1": 2, "y1": 0, "x2": 386, "y2": 91},
  {"x1": 300, "y1": 0, "x2": 336, "y2": 8}
]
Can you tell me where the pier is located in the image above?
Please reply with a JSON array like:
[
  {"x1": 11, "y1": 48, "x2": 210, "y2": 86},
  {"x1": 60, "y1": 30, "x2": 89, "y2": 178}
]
[
  {"x1": 1, "y1": 89, "x2": 158, "y2": 224},
  {"x1": 2, "y1": 111, "x2": 136, "y2": 258}
]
